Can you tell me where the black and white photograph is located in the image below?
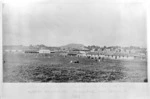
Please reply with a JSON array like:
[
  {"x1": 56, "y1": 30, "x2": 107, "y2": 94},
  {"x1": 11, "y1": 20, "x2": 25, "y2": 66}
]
[{"x1": 2, "y1": 0, "x2": 148, "y2": 83}]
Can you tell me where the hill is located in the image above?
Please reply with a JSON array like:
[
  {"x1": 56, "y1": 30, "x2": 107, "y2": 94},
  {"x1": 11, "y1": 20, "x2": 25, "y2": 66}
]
[{"x1": 61, "y1": 43, "x2": 87, "y2": 50}]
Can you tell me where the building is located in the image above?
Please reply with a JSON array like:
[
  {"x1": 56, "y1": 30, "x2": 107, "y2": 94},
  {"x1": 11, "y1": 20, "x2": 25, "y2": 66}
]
[
  {"x1": 4, "y1": 49, "x2": 24, "y2": 53},
  {"x1": 4, "y1": 50, "x2": 11, "y2": 52},
  {"x1": 86, "y1": 52, "x2": 100, "y2": 59},
  {"x1": 77, "y1": 53, "x2": 87, "y2": 57},
  {"x1": 3, "y1": 45, "x2": 39, "y2": 53},
  {"x1": 67, "y1": 51, "x2": 79, "y2": 56},
  {"x1": 39, "y1": 49, "x2": 51, "y2": 53},
  {"x1": 24, "y1": 50, "x2": 39, "y2": 53},
  {"x1": 58, "y1": 51, "x2": 68, "y2": 56}
]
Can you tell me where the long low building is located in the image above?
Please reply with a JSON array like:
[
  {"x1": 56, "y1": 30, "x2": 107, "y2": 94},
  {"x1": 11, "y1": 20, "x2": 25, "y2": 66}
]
[{"x1": 86, "y1": 51, "x2": 147, "y2": 60}]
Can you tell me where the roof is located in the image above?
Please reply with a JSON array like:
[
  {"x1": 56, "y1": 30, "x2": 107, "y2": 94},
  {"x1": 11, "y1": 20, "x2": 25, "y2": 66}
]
[
  {"x1": 39, "y1": 49, "x2": 50, "y2": 51},
  {"x1": 68, "y1": 51, "x2": 86, "y2": 55},
  {"x1": 72, "y1": 48, "x2": 90, "y2": 51},
  {"x1": 86, "y1": 52, "x2": 100, "y2": 55},
  {"x1": 68, "y1": 51, "x2": 79, "y2": 55},
  {"x1": 87, "y1": 51, "x2": 146, "y2": 57}
]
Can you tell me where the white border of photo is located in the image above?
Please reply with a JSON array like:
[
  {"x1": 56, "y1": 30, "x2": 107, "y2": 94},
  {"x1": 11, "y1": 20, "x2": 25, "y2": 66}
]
[{"x1": 0, "y1": 0, "x2": 150, "y2": 99}]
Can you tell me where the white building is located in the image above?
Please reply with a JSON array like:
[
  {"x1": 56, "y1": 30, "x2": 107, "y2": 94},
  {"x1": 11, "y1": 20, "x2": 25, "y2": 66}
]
[
  {"x1": 5, "y1": 50, "x2": 10, "y2": 52},
  {"x1": 79, "y1": 51, "x2": 86, "y2": 54},
  {"x1": 39, "y1": 49, "x2": 51, "y2": 53},
  {"x1": 17, "y1": 50, "x2": 23, "y2": 52},
  {"x1": 11, "y1": 50, "x2": 17, "y2": 52}
]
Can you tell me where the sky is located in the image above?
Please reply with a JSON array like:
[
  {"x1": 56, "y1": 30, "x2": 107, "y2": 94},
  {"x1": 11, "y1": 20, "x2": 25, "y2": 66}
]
[{"x1": 2, "y1": 0, "x2": 147, "y2": 47}]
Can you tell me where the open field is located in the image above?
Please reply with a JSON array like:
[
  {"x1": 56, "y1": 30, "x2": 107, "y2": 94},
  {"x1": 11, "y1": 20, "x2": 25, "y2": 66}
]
[{"x1": 3, "y1": 53, "x2": 147, "y2": 82}]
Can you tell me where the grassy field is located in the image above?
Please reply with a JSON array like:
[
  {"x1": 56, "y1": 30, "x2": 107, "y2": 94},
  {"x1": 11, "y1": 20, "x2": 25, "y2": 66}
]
[{"x1": 3, "y1": 53, "x2": 147, "y2": 82}]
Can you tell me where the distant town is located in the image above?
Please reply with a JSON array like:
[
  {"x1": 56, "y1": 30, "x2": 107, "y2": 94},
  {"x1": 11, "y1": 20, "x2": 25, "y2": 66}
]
[
  {"x1": 3, "y1": 43, "x2": 147, "y2": 61},
  {"x1": 2, "y1": 1, "x2": 147, "y2": 83}
]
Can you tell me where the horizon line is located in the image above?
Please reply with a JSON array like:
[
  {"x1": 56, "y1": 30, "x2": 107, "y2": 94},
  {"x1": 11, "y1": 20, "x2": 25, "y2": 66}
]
[{"x1": 3, "y1": 43, "x2": 147, "y2": 48}]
